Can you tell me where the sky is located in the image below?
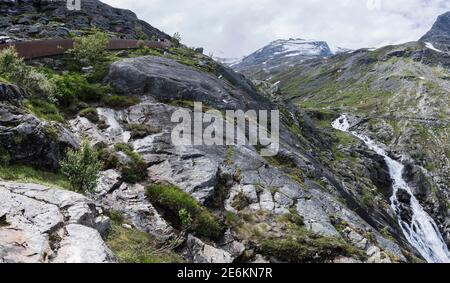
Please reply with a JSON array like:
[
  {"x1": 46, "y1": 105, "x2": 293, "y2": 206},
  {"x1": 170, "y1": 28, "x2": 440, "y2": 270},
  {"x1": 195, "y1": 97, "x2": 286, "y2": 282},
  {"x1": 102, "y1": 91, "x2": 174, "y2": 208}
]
[{"x1": 102, "y1": 0, "x2": 450, "y2": 58}]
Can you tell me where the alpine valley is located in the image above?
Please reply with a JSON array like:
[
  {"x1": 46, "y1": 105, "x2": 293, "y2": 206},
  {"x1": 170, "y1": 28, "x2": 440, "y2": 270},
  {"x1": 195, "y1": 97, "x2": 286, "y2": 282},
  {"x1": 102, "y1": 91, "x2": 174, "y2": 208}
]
[{"x1": 0, "y1": 0, "x2": 449, "y2": 264}]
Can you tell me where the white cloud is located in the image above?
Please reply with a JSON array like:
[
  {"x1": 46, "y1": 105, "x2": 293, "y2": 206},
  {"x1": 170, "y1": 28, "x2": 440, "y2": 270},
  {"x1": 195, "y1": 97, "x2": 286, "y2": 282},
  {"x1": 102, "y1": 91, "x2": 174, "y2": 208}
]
[{"x1": 101, "y1": 0, "x2": 450, "y2": 57}]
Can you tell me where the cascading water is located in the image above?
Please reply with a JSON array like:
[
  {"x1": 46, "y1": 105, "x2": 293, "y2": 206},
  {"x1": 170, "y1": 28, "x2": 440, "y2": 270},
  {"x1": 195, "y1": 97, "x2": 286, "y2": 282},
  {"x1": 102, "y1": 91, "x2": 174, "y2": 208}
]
[{"x1": 332, "y1": 114, "x2": 450, "y2": 263}]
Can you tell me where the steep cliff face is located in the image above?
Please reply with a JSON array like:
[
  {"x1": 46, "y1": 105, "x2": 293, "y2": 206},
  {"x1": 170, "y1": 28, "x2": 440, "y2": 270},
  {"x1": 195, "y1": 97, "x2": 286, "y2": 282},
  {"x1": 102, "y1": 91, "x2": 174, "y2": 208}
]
[{"x1": 420, "y1": 11, "x2": 450, "y2": 53}]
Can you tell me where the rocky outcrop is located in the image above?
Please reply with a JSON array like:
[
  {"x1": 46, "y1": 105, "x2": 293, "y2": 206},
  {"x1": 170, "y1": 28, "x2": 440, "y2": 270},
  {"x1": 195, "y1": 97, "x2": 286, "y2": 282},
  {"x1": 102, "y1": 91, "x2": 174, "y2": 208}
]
[
  {"x1": 420, "y1": 11, "x2": 450, "y2": 53},
  {"x1": 0, "y1": 102, "x2": 78, "y2": 170},
  {"x1": 95, "y1": 170, "x2": 175, "y2": 239},
  {"x1": 0, "y1": 0, "x2": 169, "y2": 43},
  {"x1": 0, "y1": 181, "x2": 115, "y2": 263},
  {"x1": 181, "y1": 235, "x2": 233, "y2": 263},
  {"x1": 0, "y1": 83, "x2": 26, "y2": 106},
  {"x1": 106, "y1": 56, "x2": 273, "y2": 111}
]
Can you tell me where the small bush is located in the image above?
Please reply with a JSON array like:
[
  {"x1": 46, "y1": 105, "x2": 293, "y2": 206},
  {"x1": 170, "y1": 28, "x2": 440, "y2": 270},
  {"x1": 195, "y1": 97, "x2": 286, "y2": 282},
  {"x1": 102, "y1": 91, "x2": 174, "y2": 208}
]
[
  {"x1": 102, "y1": 95, "x2": 140, "y2": 109},
  {"x1": 53, "y1": 73, "x2": 111, "y2": 106},
  {"x1": 61, "y1": 141, "x2": 102, "y2": 194},
  {"x1": 0, "y1": 47, "x2": 56, "y2": 98},
  {"x1": 79, "y1": 107, "x2": 99, "y2": 123},
  {"x1": 98, "y1": 148, "x2": 120, "y2": 170},
  {"x1": 68, "y1": 31, "x2": 109, "y2": 65},
  {"x1": 125, "y1": 123, "x2": 161, "y2": 139},
  {"x1": 114, "y1": 143, "x2": 147, "y2": 183},
  {"x1": 146, "y1": 184, "x2": 223, "y2": 240}
]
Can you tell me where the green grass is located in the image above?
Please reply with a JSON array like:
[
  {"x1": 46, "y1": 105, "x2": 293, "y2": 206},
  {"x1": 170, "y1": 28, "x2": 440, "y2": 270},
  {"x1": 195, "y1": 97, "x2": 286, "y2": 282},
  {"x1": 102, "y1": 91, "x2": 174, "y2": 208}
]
[
  {"x1": 79, "y1": 107, "x2": 99, "y2": 123},
  {"x1": 102, "y1": 95, "x2": 140, "y2": 109},
  {"x1": 0, "y1": 165, "x2": 71, "y2": 190},
  {"x1": 24, "y1": 98, "x2": 65, "y2": 123},
  {"x1": 146, "y1": 184, "x2": 224, "y2": 240},
  {"x1": 125, "y1": 123, "x2": 161, "y2": 140},
  {"x1": 107, "y1": 222, "x2": 182, "y2": 263},
  {"x1": 232, "y1": 212, "x2": 365, "y2": 263}
]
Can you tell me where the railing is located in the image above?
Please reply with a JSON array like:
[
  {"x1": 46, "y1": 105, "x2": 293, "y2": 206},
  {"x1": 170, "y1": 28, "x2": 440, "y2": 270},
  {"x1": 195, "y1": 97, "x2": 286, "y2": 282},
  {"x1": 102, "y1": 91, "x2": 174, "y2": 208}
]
[{"x1": 0, "y1": 39, "x2": 171, "y2": 60}]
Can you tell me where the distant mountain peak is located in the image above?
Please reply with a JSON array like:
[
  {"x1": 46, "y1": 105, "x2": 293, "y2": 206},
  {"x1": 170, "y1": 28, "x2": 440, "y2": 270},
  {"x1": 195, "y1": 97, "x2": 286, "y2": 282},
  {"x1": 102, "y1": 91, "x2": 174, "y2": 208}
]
[
  {"x1": 420, "y1": 11, "x2": 450, "y2": 52},
  {"x1": 231, "y1": 38, "x2": 348, "y2": 80}
]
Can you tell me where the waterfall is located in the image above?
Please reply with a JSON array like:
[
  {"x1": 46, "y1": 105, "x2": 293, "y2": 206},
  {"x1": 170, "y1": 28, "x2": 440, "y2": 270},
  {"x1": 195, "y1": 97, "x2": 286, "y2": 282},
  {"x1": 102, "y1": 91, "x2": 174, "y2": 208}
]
[{"x1": 332, "y1": 114, "x2": 450, "y2": 263}]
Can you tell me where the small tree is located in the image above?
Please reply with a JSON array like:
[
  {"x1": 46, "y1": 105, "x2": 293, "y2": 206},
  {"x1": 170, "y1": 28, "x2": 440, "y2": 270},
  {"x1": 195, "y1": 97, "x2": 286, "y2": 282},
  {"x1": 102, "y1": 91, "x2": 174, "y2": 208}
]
[
  {"x1": 61, "y1": 141, "x2": 102, "y2": 194},
  {"x1": 172, "y1": 32, "x2": 181, "y2": 47},
  {"x1": 68, "y1": 31, "x2": 109, "y2": 65}
]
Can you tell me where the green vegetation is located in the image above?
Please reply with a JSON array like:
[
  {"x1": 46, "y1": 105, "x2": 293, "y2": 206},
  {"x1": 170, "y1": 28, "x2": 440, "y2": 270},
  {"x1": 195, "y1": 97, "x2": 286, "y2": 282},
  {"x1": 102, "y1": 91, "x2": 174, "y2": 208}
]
[
  {"x1": 231, "y1": 211, "x2": 365, "y2": 263},
  {"x1": 24, "y1": 98, "x2": 65, "y2": 123},
  {"x1": 0, "y1": 47, "x2": 56, "y2": 99},
  {"x1": 114, "y1": 143, "x2": 148, "y2": 183},
  {"x1": 68, "y1": 31, "x2": 109, "y2": 65},
  {"x1": 61, "y1": 141, "x2": 102, "y2": 194},
  {"x1": 106, "y1": 213, "x2": 182, "y2": 263},
  {"x1": 125, "y1": 123, "x2": 161, "y2": 139},
  {"x1": 98, "y1": 147, "x2": 120, "y2": 170},
  {"x1": 102, "y1": 95, "x2": 140, "y2": 109},
  {"x1": 146, "y1": 184, "x2": 224, "y2": 240},
  {"x1": 79, "y1": 107, "x2": 99, "y2": 123},
  {"x1": 172, "y1": 32, "x2": 182, "y2": 47},
  {"x1": 0, "y1": 165, "x2": 71, "y2": 190},
  {"x1": 53, "y1": 73, "x2": 112, "y2": 107}
]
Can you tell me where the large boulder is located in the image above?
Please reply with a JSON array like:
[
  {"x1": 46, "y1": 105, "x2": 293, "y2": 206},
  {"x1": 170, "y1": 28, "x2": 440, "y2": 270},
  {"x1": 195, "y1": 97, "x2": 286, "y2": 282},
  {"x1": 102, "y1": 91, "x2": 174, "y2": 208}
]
[
  {"x1": 0, "y1": 181, "x2": 116, "y2": 263},
  {"x1": 105, "y1": 56, "x2": 273, "y2": 111},
  {"x1": 0, "y1": 83, "x2": 26, "y2": 106},
  {"x1": 0, "y1": 102, "x2": 78, "y2": 170}
]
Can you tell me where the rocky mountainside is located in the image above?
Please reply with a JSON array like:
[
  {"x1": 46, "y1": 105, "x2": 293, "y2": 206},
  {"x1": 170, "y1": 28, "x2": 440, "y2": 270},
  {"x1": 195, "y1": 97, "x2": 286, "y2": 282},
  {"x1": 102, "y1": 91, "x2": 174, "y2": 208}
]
[
  {"x1": 232, "y1": 38, "x2": 349, "y2": 80},
  {"x1": 0, "y1": 0, "x2": 169, "y2": 43},
  {"x1": 420, "y1": 11, "x2": 450, "y2": 53},
  {"x1": 0, "y1": 1, "x2": 449, "y2": 263},
  {"x1": 266, "y1": 12, "x2": 450, "y2": 256}
]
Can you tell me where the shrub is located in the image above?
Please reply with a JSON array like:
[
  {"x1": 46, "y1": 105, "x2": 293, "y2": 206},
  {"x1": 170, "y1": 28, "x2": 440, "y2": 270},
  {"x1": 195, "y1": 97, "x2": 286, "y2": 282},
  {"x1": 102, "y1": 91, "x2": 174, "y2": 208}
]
[
  {"x1": 146, "y1": 184, "x2": 223, "y2": 240},
  {"x1": 53, "y1": 73, "x2": 111, "y2": 106},
  {"x1": 61, "y1": 141, "x2": 102, "y2": 194},
  {"x1": 68, "y1": 31, "x2": 109, "y2": 65},
  {"x1": 102, "y1": 95, "x2": 140, "y2": 109},
  {"x1": 98, "y1": 148, "x2": 119, "y2": 170},
  {"x1": 125, "y1": 123, "x2": 161, "y2": 139},
  {"x1": 172, "y1": 32, "x2": 182, "y2": 47},
  {"x1": 0, "y1": 47, "x2": 56, "y2": 99},
  {"x1": 114, "y1": 143, "x2": 147, "y2": 183},
  {"x1": 79, "y1": 107, "x2": 99, "y2": 123}
]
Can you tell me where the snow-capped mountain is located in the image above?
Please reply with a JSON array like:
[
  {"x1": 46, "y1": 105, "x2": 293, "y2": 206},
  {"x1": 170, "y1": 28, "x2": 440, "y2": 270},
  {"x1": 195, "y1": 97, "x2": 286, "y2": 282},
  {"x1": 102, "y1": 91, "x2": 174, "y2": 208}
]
[
  {"x1": 213, "y1": 56, "x2": 243, "y2": 66},
  {"x1": 232, "y1": 38, "x2": 347, "y2": 79}
]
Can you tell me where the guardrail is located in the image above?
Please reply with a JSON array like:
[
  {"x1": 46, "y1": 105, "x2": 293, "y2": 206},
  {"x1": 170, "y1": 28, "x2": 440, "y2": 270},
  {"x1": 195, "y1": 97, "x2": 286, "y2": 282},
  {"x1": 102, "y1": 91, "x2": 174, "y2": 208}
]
[{"x1": 0, "y1": 39, "x2": 171, "y2": 60}]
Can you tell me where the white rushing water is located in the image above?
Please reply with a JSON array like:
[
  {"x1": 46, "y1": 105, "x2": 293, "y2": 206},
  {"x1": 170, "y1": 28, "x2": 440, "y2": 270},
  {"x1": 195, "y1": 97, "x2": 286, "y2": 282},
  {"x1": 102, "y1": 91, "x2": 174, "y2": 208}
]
[{"x1": 332, "y1": 114, "x2": 450, "y2": 263}]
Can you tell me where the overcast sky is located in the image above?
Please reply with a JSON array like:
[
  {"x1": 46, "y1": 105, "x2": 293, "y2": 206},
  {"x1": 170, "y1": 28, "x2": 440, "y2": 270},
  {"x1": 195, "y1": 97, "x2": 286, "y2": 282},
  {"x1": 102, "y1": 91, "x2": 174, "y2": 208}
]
[{"x1": 102, "y1": 0, "x2": 450, "y2": 58}]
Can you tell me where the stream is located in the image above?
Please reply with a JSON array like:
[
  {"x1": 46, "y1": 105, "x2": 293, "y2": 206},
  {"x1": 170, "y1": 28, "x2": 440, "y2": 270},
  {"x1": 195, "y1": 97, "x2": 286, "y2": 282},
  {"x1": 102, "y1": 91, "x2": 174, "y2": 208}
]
[{"x1": 332, "y1": 114, "x2": 450, "y2": 263}]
